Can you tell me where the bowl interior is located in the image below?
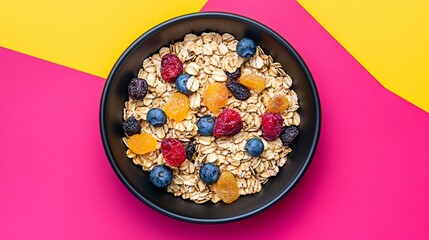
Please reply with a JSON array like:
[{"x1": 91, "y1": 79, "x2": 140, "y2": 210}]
[{"x1": 100, "y1": 12, "x2": 320, "y2": 223}]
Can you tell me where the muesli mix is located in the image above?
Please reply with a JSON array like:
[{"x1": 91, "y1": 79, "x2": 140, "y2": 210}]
[{"x1": 122, "y1": 32, "x2": 300, "y2": 204}]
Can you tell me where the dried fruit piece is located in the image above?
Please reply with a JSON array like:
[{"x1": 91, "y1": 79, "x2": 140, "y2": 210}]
[
  {"x1": 261, "y1": 112, "x2": 284, "y2": 141},
  {"x1": 128, "y1": 78, "x2": 148, "y2": 100},
  {"x1": 163, "y1": 92, "x2": 189, "y2": 121},
  {"x1": 127, "y1": 133, "x2": 157, "y2": 154},
  {"x1": 225, "y1": 68, "x2": 241, "y2": 81},
  {"x1": 122, "y1": 116, "x2": 141, "y2": 136},
  {"x1": 203, "y1": 82, "x2": 229, "y2": 113},
  {"x1": 266, "y1": 95, "x2": 290, "y2": 113},
  {"x1": 216, "y1": 171, "x2": 239, "y2": 204},
  {"x1": 161, "y1": 54, "x2": 183, "y2": 82},
  {"x1": 161, "y1": 138, "x2": 186, "y2": 167},
  {"x1": 280, "y1": 126, "x2": 300, "y2": 146},
  {"x1": 185, "y1": 140, "x2": 196, "y2": 160},
  {"x1": 213, "y1": 109, "x2": 243, "y2": 138},
  {"x1": 226, "y1": 81, "x2": 250, "y2": 101},
  {"x1": 239, "y1": 74, "x2": 266, "y2": 92}
]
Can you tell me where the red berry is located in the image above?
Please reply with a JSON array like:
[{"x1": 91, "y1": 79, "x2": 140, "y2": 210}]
[
  {"x1": 161, "y1": 138, "x2": 186, "y2": 167},
  {"x1": 161, "y1": 54, "x2": 183, "y2": 82},
  {"x1": 261, "y1": 112, "x2": 284, "y2": 141},
  {"x1": 213, "y1": 109, "x2": 243, "y2": 138}
]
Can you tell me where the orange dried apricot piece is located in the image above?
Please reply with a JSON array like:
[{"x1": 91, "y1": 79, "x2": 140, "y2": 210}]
[
  {"x1": 127, "y1": 133, "x2": 157, "y2": 154},
  {"x1": 163, "y1": 92, "x2": 190, "y2": 121},
  {"x1": 239, "y1": 74, "x2": 266, "y2": 92},
  {"x1": 266, "y1": 95, "x2": 290, "y2": 113},
  {"x1": 216, "y1": 171, "x2": 239, "y2": 204},
  {"x1": 203, "y1": 82, "x2": 229, "y2": 113}
]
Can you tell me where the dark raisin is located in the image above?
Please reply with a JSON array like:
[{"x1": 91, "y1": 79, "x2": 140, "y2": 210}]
[
  {"x1": 226, "y1": 81, "x2": 251, "y2": 101},
  {"x1": 225, "y1": 68, "x2": 241, "y2": 81},
  {"x1": 123, "y1": 116, "x2": 141, "y2": 136},
  {"x1": 185, "y1": 140, "x2": 196, "y2": 160},
  {"x1": 280, "y1": 126, "x2": 299, "y2": 146},
  {"x1": 128, "y1": 78, "x2": 148, "y2": 100}
]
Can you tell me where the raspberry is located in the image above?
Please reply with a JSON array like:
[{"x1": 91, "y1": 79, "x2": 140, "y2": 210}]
[
  {"x1": 213, "y1": 109, "x2": 243, "y2": 138},
  {"x1": 161, "y1": 138, "x2": 186, "y2": 167},
  {"x1": 261, "y1": 112, "x2": 284, "y2": 141},
  {"x1": 161, "y1": 54, "x2": 183, "y2": 82}
]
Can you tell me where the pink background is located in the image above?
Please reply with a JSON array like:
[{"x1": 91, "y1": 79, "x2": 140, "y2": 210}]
[{"x1": 1, "y1": 0, "x2": 428, "y2": 239}]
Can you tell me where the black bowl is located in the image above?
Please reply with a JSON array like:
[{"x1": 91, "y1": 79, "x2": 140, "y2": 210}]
[{"x1": 100, "y1": 12, "x2": 321, "y2": 223}]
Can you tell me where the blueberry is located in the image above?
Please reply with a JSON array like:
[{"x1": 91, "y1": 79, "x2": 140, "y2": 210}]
[
  {"x1": 122, "y1": 116, "x2": 141, "y2": 136},
  {"x1": 245, "y1": 137, "x2": 264, "y2": 157},
  {"x1": 147, "y1": 108, "x2": 166, "y2": 127},
  {"x1": 197, "y1": 115, "x2": 215, "y2": 136},
  {"x1": 175, "y1": 74, "x2": 192, "y2": 95},
  {"x1": 199, "y1": 163, "x2": 220, "y2": 184},
  {"x1": 236, "y1": 38, "x2": 256, "y2": 59},
  {"x1": 150, "y1": 165, "x2": 172, "y2": 188}
]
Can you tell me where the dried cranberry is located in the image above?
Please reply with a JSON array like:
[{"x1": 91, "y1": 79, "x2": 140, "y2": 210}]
[
  {"x1": 128, "y1": 78, "x2": 148, "y2": 100},
  {"x1": 161, "y1": 54, "x2": 183, "y2": 82},
  {"x1": 161, "y1": 138, "x2": 186, "y2": 167},
  {"x1": 261, "y1": 112, "x2": 284, "y2": 141},
  {"x1": 213, "y1": 109, "x2": 243, "y2": 138},
  {"x1": 226, "y1": 81, "x2": 250, "y2": 101},
  {"x1": 280, "y1": 126, "x2": 299, "y2": 146}
]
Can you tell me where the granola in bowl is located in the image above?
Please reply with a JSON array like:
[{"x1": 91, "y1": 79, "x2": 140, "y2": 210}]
[{"x1": 122, "y1": 32, "x2": 300, "y2": 204}]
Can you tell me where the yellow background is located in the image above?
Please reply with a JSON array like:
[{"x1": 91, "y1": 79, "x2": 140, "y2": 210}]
[
  {"x1": 298, "y1": 0, "x2": 429, "y2": 112},
  {"x1": 0, "y1": 0, "x2": 207, "y2": 78}
]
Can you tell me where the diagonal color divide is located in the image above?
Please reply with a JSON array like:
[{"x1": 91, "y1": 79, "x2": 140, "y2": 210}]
[
  {"x1": 0, "y1": 0, "x2": 207, "y2": 78},
  {"x1": 298, "y1": 0, "x2": 429, "y2": 112},
  {"x1": 1, "y1": 0, "x2": 429, "y2": 238}
]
